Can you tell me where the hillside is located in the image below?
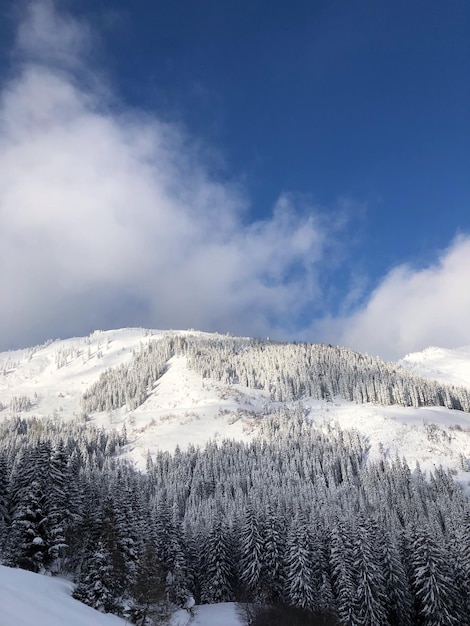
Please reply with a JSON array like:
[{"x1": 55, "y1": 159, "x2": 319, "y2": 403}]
[
  {"x1": 1, "y1": 328, "x2": 470, "y2": 477},
  {"x1": 0, "y1": 564, "x2": 242, "y2": 626},
  {"x1": 2, "y1": 329, "x2": 470, "y2": 625},
  {"x1": 0, "y1": 564, "x2": 127, "y2": 626}
]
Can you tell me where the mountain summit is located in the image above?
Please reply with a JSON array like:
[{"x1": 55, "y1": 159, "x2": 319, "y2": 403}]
[{"x1": 1, "y1": 328, "x2": 470, "y2": 477}]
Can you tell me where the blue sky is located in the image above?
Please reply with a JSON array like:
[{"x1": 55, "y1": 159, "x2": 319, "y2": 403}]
[{"x1": 0, "y1": 0, "x2": 469, "y2": 359}]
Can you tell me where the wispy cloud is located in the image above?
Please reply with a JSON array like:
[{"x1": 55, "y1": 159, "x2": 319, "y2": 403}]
[
  {"x1": 15, "y1": 0, "x2": 93, "y2": 70},
  {"x1": 0, "y1": 1, "x2": 337, "y2": 350},
  {"x1": 316, "y1": 236, "x2": 470, "y2": 360}
]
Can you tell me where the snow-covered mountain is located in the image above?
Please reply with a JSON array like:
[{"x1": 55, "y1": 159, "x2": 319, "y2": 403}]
[
  {"x1": 2, "y1": 329, "x2": 470, "y2": 625},
  {"x1": 1, "y1": 328, "x2": 470, "y2": 478}
]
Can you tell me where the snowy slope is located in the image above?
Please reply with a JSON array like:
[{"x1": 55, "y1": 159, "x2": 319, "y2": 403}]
[
  {"x1": 0, "y1": 565, "x2": 127, "y2": 626},
  {"x1": 171, "y1": 603, "x2": 243, "y2": 626},
  {"x1": 400, "y1": 345, "x2": 470, "y2": 389},
  {"x1": 1, "y1": 329, "x2": 470, "y2": 479},
  {"x1": 0, "y1": 328, "x2": 259, "y2": 468},
  {"x1": 0, "y1": 565, "x2": 243, "y2": 626}
]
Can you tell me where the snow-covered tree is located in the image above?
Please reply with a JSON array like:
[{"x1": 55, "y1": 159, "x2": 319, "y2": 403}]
[
  {"x1": 200, "y1": 515, "x2": 235, "y2": 604},
  {"x1": 409, "y1": 525, "x2": 461, "y2": 626}
]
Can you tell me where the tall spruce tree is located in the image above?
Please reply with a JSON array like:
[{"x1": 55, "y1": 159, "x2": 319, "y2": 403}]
[
  {"x1": 128, "y1": 535, "x2": 166, "y2": 625},
  {"x1": 238, "y1": 504, "x2": 264, "y2": 600},
  {"x1": 283, "y1": 515, "x2": 317, "y2": 612},
  {"x1": 73, "y1": 541, "x2": 120, "y2": 614},
  {"x1": 7, "y1": 479, "x2": 50, "y2": 572},
  {"x1": 409, "y1": 525, "x2": 461, "y2": 626},
  {"x1": 200, "y1": 514, "x2": 235, "y2": 604},
  {"x1": 351, "y1": 516, "x2": 388, "y2": 626}
]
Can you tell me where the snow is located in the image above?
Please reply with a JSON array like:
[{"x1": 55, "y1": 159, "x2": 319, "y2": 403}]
[
  {"x1": 1, "y1": 328, "x2": 470, "y2": 480},
  {"x1": 400, "y1": 345, "x2": 470, "y2": 389},
  {"x1": 304, "y1": 399, "x2": 470, "y2": 480},
  {"x1": 171, "y1": 602, "x2": 243, "y2": 626},
  {"x1": 0, "y1": 565, "x2": 243, "y2": 626},
  {"x1": 0, "y1": 328, "x2": 259, "y2": 469},
  {"x1": 2, "y1": 330, "x2": 470, "y2": 621},
  {"x1": 126, "y1": 354, "x2": 258, "y2": 465},
  {"x1": 0, "y1": 565, "x2": 127, "y2": 626}
]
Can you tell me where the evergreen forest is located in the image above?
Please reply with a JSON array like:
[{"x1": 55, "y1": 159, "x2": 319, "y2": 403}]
[
  {"x1": 1, "y1": 334, "x2": 470, "y2": 624},
  {"x1": 1, "y1": 406, "x2": 470, "y2": 625}
]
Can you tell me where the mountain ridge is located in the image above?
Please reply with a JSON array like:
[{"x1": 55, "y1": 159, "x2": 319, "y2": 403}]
[{"x1": 1, "y1": 328, "x2": 470, "y2": 478}]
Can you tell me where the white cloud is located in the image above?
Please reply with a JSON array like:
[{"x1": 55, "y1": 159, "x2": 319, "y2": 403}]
[
  {"x1": 15, "y1": 0, "x2": 92, "y2": 70},
  {"x1": 0, "y1": 1, "x2": 335, "y2": 350},
  {"x1": 317, "y1": 236, "x2": 470, "y2": 360},
  {"x1": 5, "y1": 2, "x2": 468, "y2": 359}
]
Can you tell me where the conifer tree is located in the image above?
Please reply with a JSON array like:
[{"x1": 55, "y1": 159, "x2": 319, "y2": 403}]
[
  {"x1": 0, "y1": 455, "x2": 9, "y2": 551},
  {"x1": 380, "y1": 528, "x2": 412, "y2": 626},
  {"x1": 73, "y1": 541, "x2": 120, "y2": 614},
  {"x1": 128, "y1": 535, "x2": 166, "y2": 625},
  {"x1": 260, "y1": 505, "x2": 285, "y2": 602},
  {"x1": 409, "y1": 525, "x2": 461, "y2": 626},
  {"x1": 200, "y1": 515, "x2": 235, "y2": 603},
  {"x1": 283, "y1": 516, "x2": 317, "y2": 611},
  {"x1": 351, "y1": 516, "x2": 388, "y2": 626},
  {"x1": 100, "y1": 494, "x2": 127, "y2": 596},
  {"x1": 7, "y1": 479, "x2": 50, "y2": 572},
  {"x1": 330, "y1": 517, "x2": 355, "y2": 625},
  {"x1": 239, "y1": 504, "x2": 264, "y2": 599}
]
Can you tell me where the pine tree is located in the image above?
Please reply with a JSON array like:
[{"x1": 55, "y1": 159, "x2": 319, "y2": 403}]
[
  {"x1": 239, "y1": 503, "x2": 264, "y2": 599},
  {"x1": 0, "y1": 455, "x2": 9, "y2": 551},
  {"x1": 44, "y1": 444, "x2": 68, "y2": 569},
  {"x1": 330, "y1": 517, "x2": 355, "y2": 625},
  {"x1": 260, "y1": 505, "x2": 285, "y2": 602},
  {"x1": 128, "y1": 536, "x2": 166, "y2": 625},
  {"x1": 165, "y1": 524, "x2": 190, "y2": 607},
  {"x1": 380, "y1": 528, "x2": 412, "y2": 626},
  {"x1": 283, "y1": 516, "x2": 317, "y2": 611},
  {"x1": 73, "y1": 541, "x2": 120, "y2": 614},
  {"x1": 351, "y1": 516, "x2": 388, "y2": 626},
  {"x1": 200, "y1": 515, "x2": 235, "y2": 603},
  {"x1": 458, "y1": 513, "x2": 470, "y2": 618},
  {"x1": 409, "y1": 525, "x2": 461, "y2": 626},
  {"x1": 100, "y1": 494, "x2": 127, "y2": 596},
  {"x1": 7, "y1": 479, "x2": 50, "y2": 572}
]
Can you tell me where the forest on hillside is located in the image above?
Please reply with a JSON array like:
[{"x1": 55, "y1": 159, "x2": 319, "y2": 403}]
[
  {"x1": 81, "y1": 334, "x2": 470, "y2": 415},
  {"x1": 1, "y1": 407, "x2": 469, "y2": 625}
]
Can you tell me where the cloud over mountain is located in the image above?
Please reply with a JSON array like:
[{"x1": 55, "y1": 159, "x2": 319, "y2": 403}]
[
  {"x1": 1, "y1": 1, "x2": 469, "y2": 360},
  {"x1": 0, "y1": 1, "x2": 333, "y2": 350},
  {"x1": 318, "y1": 235, "x2": 470, "y2": 360}
]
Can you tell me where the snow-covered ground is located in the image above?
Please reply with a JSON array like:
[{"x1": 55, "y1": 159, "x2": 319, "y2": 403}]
[
  {"x1": 0, "y1": 565, "x2": 127, "y2": 626},
  {"x1": 0, "y1": 329, "x2": 259, "y2": 468},
  {"x1": 304, "y1": 399, "x2": 470, "y2": 481},
  {"x1": 1, "y1": 328, "x2": 470, "y2": 480},
  {"x1": 0, "y1": 565, "x2": 243, "y2": 626},
  {"x1": 171, "y1": 602, "x2": 243, "y2": 626}
]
